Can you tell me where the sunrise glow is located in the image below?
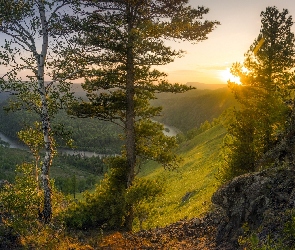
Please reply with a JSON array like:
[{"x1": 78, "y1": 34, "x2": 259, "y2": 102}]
[{"x1": 219, "y1": 68, "x2": 241, "y2": 84}]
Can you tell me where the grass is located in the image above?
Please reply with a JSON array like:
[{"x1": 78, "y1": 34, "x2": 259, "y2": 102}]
[
  {"x1": 0, "y1": 123, "x2": 227, "y2": 231},
  {"x1": 136, "y1": 124, "x2": 227, "y2": 230}
]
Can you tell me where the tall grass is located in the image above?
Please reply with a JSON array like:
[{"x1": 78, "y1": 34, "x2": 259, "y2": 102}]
[{"x1": 136, "y1": 124, "x2": 227, "y2": 230}]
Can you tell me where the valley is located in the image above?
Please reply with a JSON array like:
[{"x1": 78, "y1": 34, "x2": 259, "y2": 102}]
[{"x1": 0, "y1": 87, "x2": 235, "y2": 226}]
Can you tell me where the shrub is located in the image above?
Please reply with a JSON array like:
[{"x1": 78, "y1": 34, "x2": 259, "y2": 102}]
[
  {"x1": 0, "y1": 163, "x2": 42, "y2": 236},
  {"x1": 64, "y1": 156, "x2": 164, "y2": 231}
]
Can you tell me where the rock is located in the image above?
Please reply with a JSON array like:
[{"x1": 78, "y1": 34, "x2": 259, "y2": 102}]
[{"x1": 212, "y1": 166, "x2": 295, "y2": 248}]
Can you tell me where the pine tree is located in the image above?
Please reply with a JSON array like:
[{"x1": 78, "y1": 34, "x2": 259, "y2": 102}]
[
  {"x1": 226, "y1": 6, "x2": 295, "y2": 176},
  {"x1": 64, "y1": 0, "x2": 219, "y2": 230}
]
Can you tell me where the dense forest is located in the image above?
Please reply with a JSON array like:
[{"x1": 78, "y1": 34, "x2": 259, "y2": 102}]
[
  {"x1": 0, "y1": 1, "x2": 295, "y2": 250},
  {"x1": 0, "y1": 100, "x2": 123, "y2": 154}
]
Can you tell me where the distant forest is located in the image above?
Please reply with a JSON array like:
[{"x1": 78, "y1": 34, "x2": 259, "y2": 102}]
[
  {"x1": 0, "y1": 99, "x2": 123, "y2": 154},
  {"x1": 0, "y1": 87, "x2": 237, "y2": 155}
]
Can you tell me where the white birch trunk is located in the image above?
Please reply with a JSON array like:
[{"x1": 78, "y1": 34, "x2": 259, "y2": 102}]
[{"x1": 36, "y1": 0, "x2": 53, "y2": 223}]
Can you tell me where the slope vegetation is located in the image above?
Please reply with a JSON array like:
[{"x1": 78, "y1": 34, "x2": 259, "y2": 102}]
[
  {"x1": 137, "y1": 123, "x2": 227, "y2": 230},
  {"x1": 152, "y1": 87, "x2": 237, "y2": 132}
]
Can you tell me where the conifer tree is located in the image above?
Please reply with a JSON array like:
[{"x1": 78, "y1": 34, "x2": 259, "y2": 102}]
[
  {"x1": 64, "y1": 0, "x2": 219, "y2": 229},
  {"x1": 226, "y1": 6, "x2": 295, "y2": 176}
]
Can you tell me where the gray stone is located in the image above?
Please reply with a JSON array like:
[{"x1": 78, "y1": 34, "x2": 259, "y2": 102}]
[{"x1": 212, "y1": 166, "x2": 295, "y2": 248}]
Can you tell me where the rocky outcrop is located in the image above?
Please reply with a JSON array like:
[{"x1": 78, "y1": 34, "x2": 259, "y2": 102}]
[
  {"x1": 95, "y1": 167, "x2": 295, "y2": 249},
  {"x1": 212, "y1": 166, "x2": 295, "y2": 249}
]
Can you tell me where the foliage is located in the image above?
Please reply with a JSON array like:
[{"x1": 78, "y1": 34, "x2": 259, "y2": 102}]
[
  {"x1": 64, "y1": 156, "x2": 128, "y2": 230},
  {"x1": 0, "y1": 163, "x2": 42, "y2": 235},
  {"x1": 0, "y1": 161, "x2": 94, "y2": 249},
  {"x1": 222, "y1": 6, "x2": 295, "y2": 181},
  {"x1": 64, "y1": 156, "x2": 164, "y2": 230},
  {"x1": 61, "y1": 0, "x2": 219, "y2": 230},
  {"x1": 126, "y1": 177, "x2": 165, "y2": 230},
  {"x1": 0, "y1": 0, "x2": 81, "y2": 222},
  {"x1": 135, "y1": 119, "x2": 180, "y2": 169},
  {"x1": 18, "y1": 122, "x2": 45, "y2": 159}
]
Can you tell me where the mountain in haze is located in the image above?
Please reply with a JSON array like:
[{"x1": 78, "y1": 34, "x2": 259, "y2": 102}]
[{"x1": 186, "y1": 82, "x2": 227, "y2": 90}]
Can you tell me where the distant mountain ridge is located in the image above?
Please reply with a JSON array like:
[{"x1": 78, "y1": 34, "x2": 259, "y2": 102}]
[{"x1": 186, "y1": 82, "x2": 227, "y2": 90}]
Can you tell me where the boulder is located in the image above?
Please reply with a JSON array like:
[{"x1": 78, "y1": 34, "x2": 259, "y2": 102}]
[{"x1": 212, "y1": 166, "x2": 295, "y2": 249}]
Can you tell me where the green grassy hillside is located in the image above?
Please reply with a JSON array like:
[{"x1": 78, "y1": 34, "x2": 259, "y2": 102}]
[
  {"x1": 0, "y1": 86, "x2": 233, "y2": 231},
  {"x1": 152, "y1": 87, "x2": 237, "y2": 132},
  {"x1": 136, "y1": 123, "x2": 227, "y2": 230}
]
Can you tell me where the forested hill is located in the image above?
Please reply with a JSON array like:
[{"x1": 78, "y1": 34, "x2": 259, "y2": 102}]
[
  {"x1": 0, "y1": 87, "x2": 237, "y2": 152},
  {"x1": 152, "y1": 87, "x2": 238, "y2": 132}
]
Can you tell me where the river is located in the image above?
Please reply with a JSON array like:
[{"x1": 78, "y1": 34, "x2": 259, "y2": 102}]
[
  {"x1": 0, "y1": 122, "x2": 180, "y2": 156},
  {"x1": 0, "y1": 132, "x2": 106, "y2": 157},
  {"x1": 0, "y1": 132, "x2": 28, "y2": 150}
]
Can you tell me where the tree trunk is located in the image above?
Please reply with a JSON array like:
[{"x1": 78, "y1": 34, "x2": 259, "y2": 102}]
[
  {"x1": 38, "y1": 65, "x2": 53, "y2": 223},
  {"x1": 37, "y1": 0, "x2": 53, "y2": 223},
  {"x1": 124, "y1": 5, "x2": 136, "y2": 231},
  {"x1": 126, "y1": 40, "x2": 136, "y2": 189}
]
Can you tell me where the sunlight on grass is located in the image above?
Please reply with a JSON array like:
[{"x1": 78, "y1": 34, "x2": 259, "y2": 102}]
[{"x1": 136, "y1": 125, "x2": 227, "y2": 230}]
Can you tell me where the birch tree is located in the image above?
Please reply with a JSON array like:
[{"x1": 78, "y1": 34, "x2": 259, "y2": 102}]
[{"x1": 0, "y1": 0, "x2": 77, "y2": 223}]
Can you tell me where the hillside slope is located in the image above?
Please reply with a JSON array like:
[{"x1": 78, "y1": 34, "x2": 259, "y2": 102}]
[
  {"x1": 152, "y1": 87, "x2": 237, "y2": 132},
  {"x1": 137, "y1": 123, "x2": 227, "y2": 230}
]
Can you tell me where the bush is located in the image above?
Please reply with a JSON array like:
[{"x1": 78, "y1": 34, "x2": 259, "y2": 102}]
[
  {"x1": 64, "y1": 156, "x2": 128, "y2": 230},
  {"x1": 64, "y1": 156, "x2": 164, "y2": 231},
  {"x1": 0, "y1": 162, "x2": 79, "y2": 249},
  {"x1": 0, "y1": 163, "x2": 42, "y2": 236}
]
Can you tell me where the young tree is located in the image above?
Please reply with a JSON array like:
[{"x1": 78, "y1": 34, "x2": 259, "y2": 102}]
[
  {"x1": 225, "y1": 6, "x2": 295, "y2": 176},
  {"x1": 0, "y1": 0, "x2": 77, "y2": 223},
  {"x1": 65, "y1": 0, "x2": 219, "y2": 229}
]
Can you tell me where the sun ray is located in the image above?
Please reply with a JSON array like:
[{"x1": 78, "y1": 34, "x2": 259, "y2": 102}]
[{"x1": 219, "y1": 68, "x2": 241, "y2": 84}]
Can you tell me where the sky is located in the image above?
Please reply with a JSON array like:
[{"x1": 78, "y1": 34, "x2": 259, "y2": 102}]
[
  {"x1": 0, "y1": 1, "x2": 295, "y2": 85},
  {"x1": 158, "y1": 0, "x2": 295, "y2": 85}
]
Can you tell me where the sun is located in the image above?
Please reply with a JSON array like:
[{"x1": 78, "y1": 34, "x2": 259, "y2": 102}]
[{"x1": 219, "y1": 68, "x2": 241, "y2": 84}]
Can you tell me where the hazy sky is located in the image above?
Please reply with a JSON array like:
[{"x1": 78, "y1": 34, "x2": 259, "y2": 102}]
[
  {"x1": 1, "y1": 1, "x2": 295, "y2": 85},
  {"x1": 159, "y1": 0, "x2": 295, "y2": 85}
]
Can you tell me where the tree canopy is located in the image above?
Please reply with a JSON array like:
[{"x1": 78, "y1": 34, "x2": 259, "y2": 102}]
[
  {"x1": 61, "y1": 0, "x2": 219, "y2": 230},
  {"x1": 224, "y1": 6, "x2": 295, "y2": 178}
]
